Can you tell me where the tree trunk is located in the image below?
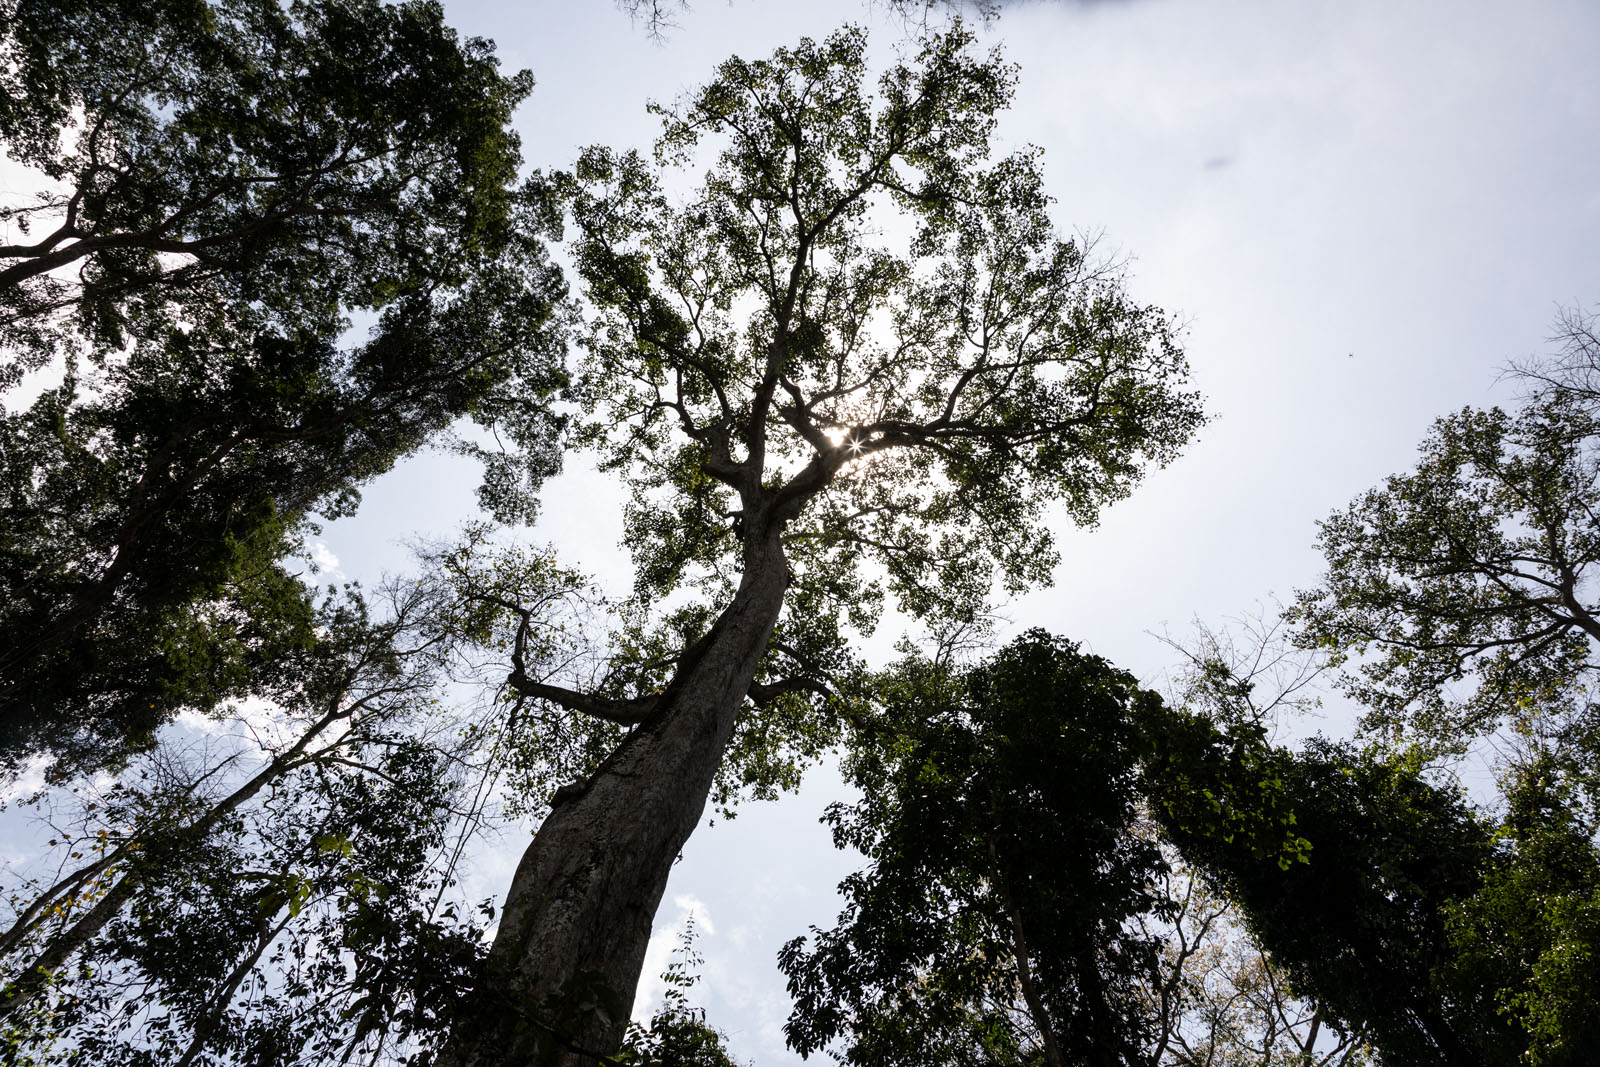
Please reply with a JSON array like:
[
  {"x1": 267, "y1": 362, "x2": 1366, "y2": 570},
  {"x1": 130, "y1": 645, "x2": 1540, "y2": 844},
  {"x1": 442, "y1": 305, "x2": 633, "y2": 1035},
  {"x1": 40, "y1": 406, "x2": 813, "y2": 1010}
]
[
  {"x1": 440, "y1": 534, "x2": 791, "y2": 1067},
  {"x1": 987, "y1": 840, "x2": 1068, "y2": 1067}
]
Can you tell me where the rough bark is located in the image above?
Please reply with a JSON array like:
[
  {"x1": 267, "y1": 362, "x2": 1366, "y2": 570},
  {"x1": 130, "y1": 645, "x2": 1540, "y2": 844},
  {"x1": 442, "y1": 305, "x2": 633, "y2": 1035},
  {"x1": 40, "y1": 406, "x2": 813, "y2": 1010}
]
[{"x1": 440, "y1": 533, "x2": 792, "y2": 1067}]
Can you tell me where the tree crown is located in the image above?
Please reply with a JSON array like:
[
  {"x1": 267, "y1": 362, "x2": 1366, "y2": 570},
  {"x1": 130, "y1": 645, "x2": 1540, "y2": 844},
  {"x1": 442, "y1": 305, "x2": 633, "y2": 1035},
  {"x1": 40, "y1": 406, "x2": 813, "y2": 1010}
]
[{"x1": 562, "y1": 25, "x2": 1204, "y2": 647}]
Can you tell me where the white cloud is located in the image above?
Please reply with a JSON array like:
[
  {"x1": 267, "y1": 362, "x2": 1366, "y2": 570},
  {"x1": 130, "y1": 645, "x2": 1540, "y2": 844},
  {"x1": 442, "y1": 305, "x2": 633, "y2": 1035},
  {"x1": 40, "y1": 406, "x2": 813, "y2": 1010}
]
[
  {"x1": 173, "y1": 695, "x2": 287, "y2": 741},
  {"x1": 0, "y1": 754, "x2": 53, "y2": 804},
  {"x1": 303, "y1": 540, "x2": 345, "y2": 584}
]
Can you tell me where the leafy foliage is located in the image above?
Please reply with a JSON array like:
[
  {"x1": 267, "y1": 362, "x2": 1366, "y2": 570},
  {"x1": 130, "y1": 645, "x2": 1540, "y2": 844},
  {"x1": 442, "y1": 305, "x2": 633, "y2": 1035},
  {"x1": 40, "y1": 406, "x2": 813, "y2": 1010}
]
[
  {"x1": 1292, "y1": 394, "x2": 1600, "y2": 753},
  {"x1": 0, "y1": 554, "x2": 601, "y2": 1065},
  {"x1": 563, "y1": 21, "x2": 1200, "y2": 648},
  {"x1": 1, "y1": 0, "x2": 536, "y2": 360},
  {"x1": 544, "y1": 26, "x2": 1203, "y2": 817},
  {"x1": 781, "y1": 631, "x2": 1172, "y2": 1067},
  {"x1": 1445, "y1": 755, "x2": 1600, "y2": 1066},
  {"x1": 1290, "y1": 311, "x2": 1600, "y2": 761},
  {"x1": 619, "y1": 918, "x2": 742, "y2": 1067},
  {"x1": 0, "y1": 0, "x2": 569, "y2": 777},
  {"x1": 1282, "y1": 309, "x2": 1600, "y2": 1065},
  {"x1": 1154, "y1": 738, "x2": 1515, "y2": 1067}
]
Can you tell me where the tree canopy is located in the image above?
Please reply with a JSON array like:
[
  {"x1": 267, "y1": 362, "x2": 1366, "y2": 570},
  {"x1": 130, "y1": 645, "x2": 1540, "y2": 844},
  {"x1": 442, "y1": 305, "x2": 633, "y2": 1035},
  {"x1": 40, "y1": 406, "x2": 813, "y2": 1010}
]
[
  {"x1": 1292, "y1": 391, "x2": 1600, "y2": 755},
  {"x1": 1, "y1": 0, "x2": 534, "y2": 361},
  {"x1": 12, "y1": 5, "x2": 1596, "y2": 1067},
  {"x1": 1153, "y1": 738, "x2": 1511, "y2": 1067},
  {"x1": 439, "y1": 24, "x2": 1203, "y2": 1067},
  {"x1": 0, "y1": 0, "x2": 567, "y2": 777},
  {"x1": 0, "y1": 580, "x2": 484, "y2": 1064},
  {"x1": 781, "y1": 631, "x2": 1171, "y2": 1067},
  {"x1": 563, "y1": 23, "x2": 1201, "y2": 660},
  {"x1": 1279, "y1": 307, "x2": 1600, "y2": 1067},
  {"x1": 1289, "y1": 309, "x2": 1600, "y2": 777}
]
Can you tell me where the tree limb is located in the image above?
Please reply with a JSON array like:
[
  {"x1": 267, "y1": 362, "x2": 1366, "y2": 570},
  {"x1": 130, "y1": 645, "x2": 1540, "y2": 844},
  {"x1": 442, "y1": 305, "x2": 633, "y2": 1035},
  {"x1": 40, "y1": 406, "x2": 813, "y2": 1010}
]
[{"x1": 504, "y1": 676, "x2": 659, "y2": 726}]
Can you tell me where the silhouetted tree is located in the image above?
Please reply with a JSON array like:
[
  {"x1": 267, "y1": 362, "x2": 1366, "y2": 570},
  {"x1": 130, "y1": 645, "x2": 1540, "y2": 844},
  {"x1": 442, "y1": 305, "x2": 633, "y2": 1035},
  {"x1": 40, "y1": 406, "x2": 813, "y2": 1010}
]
[
  {"x1": 1152, "y1": 738, "x2": 1511, "y2": 1067},
  {"x1": 0, "y1": 0, "x2": 567, "y2": 776},
  {"x1": 1283, "y1": 309, "x2": 1600, "y2": 1066},
  {"x1": 0, "y1": 541, "x2": 600, "y2": 1064},
  {"x1": 782, "y1": 632, "x2": 1170, "y2": 1067},
  {"x1": 1291, "y1": 309, "x2": 1600, "y2": 761},
  {"x1": 439, "y1": 25, "x2": 1202, "y2": 1066}
]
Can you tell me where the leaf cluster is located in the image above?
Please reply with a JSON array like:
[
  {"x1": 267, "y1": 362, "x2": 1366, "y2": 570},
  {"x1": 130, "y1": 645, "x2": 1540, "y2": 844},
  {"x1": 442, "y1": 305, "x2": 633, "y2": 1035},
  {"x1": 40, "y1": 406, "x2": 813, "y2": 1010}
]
[
  {"x1": 1291, "y1": 394, "x2": 1600, "y2": 755},
  {"x1": 0, "y1": 0, "x2": 570, "y2": 778},
  {"x1": 1, "y1": 0, "x2": 534, "y2": 358},
  {"x1": 0, "y1": 576, "x2": 509, "y2": 1066},
  {"x1": 560, "y1": 23, "x2": 1202, "y2": 654},
  {"x1": 1153, "y1": 739, "x2": 1510, "y2": 1067},
  {"x1": 783, "y1": 631, "x2": 1174, "y2": 1067}
]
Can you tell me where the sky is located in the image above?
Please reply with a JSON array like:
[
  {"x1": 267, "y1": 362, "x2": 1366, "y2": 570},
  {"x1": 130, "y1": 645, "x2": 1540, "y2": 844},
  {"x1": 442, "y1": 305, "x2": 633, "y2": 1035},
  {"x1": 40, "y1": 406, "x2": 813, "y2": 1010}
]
[{"x1": 306, "y1": 0, "x2": 1600, "y2": 1061}]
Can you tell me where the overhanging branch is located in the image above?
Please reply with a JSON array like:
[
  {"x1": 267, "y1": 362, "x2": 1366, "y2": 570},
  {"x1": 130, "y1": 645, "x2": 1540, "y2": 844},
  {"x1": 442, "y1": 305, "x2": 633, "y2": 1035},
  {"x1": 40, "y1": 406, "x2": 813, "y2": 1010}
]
[
  {"x1": 505, "y1": 675, "x2": 659, "y2": 726},
  {"x1": 747, "y1": 676, "x2": 832, "y2": 706}
]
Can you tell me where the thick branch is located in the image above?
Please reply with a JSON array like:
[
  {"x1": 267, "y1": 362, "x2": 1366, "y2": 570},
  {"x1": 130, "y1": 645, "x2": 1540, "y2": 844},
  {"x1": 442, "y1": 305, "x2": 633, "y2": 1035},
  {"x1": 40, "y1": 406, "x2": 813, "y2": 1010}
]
[
  {"x1": 747, "y1": 676, "x2": 831, "y2": 705},
  {"x1": 505, "y1": 676, "x2": 658, "y2": 726}
]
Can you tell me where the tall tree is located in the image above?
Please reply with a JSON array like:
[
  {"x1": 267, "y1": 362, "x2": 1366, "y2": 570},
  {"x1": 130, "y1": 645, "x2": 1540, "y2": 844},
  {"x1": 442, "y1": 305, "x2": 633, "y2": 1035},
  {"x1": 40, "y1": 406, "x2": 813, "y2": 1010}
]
[
  {"x1": 0, "y1": 0, "x2": 567, "y2": 777},
  {"x1": 1444, "y1": 752, "x2": 1600, "y2": 1067},
  {"x1": 0, "y1": 580, "x2": 474, "y2": 1064},
  {"x1": 1151, "y1": 737, "x2": 1510, "y2": 1067},
  {"x1": 1285, "y1": 309, "x2": 1600, "y2": 1066},
  {"x1": 780, "y1": 629, "x2": 1366, "y2": 1067},
  {"x1": 1290, "y1": 309, "x2": 1600, "y2": 760},
  {"x1": 781, "y1": 631, "x2": 1171, "y2": 1067},
  {"x1": 440, "y1": 26, "x2": 1203, "y2": 1065}
]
